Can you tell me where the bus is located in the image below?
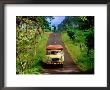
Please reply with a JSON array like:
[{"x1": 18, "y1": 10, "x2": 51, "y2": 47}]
[{"x1": 44, "y1": 45, "x2": 64, "y2": 67}]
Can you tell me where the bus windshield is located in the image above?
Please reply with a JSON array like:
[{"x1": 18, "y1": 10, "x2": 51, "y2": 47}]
[{"x1": 46, "y1": 50, "x2": 63, "y2": 55}]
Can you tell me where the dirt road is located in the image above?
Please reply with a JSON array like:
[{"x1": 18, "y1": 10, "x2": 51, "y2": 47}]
[{"x1": 42, "y1": 33, "x2": 81, "y2": 74}]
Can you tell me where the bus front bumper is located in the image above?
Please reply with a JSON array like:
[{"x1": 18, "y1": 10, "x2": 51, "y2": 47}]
[{"x1": 46, "y1": 62, "x2": 63, "y2": 65}]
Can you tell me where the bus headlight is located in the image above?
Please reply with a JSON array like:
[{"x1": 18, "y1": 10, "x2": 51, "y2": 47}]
[{"x1": 47, "y1": 57, "x2": 51, "y2": 61}]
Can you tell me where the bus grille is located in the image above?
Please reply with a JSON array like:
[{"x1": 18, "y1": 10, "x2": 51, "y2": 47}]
[{"x1": 52, "y1": 58, "x2": 59, "y2": 62}]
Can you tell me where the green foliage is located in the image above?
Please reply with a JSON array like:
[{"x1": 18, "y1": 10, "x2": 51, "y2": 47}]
[
  {"x1": 77, "y1": 48, "x2": 94, "y2": 71},
  {"x1": 16, "y1": 16, "x2": 51, "y2": 74},
  {"x1": 22, "y1": 67, "x2": 42, "y2": 74},
  {"x1": 85, "y1": 28, "x2": 94, "y2": 49},
  {"x1": 16, "y1": 16, "x2": 94, "y2": 73},
  {"x1": 74, "y1": 30, "x2": 85, "y2": 43},
  {"x1": 61, "y1": 33, "x2": 81, "y2": 61},
  {"x1": 67, "y1": 29, "x2": 75, "y2": 40},
  {"x1": 16, "y1": 32, "x2": 48, "y2": 74},
  {"x1": 58, "y1": 16, "x2": 94, "y2": 31},
  {"x1": 61, "y1": 29, "x2": 94, "y2": 71},
  {"x1": 58, "y1": 16, "x2": 94, "y2": 72},
  {"x1": 16, "y1": 16, "x2": 53, "y2": 31}
]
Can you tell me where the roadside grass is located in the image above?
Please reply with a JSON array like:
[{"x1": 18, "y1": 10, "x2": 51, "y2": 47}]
[
  {"x1": 16, "y1": 31, "x2": 50, "y2": 74},
  {"x1": 61, "y1": 32, "x2": 94, "y2": 71},
  {"x1": 32, "y1": 32, "x2": 50, "y2": 73},
  {"x1": 62, "y1": 33, "x2": 81, "y2": 60}
]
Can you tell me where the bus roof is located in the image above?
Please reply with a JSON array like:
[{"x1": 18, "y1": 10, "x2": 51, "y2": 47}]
[{"x1": 46, "y1": 45, "x2": 63, "y2": 50}]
